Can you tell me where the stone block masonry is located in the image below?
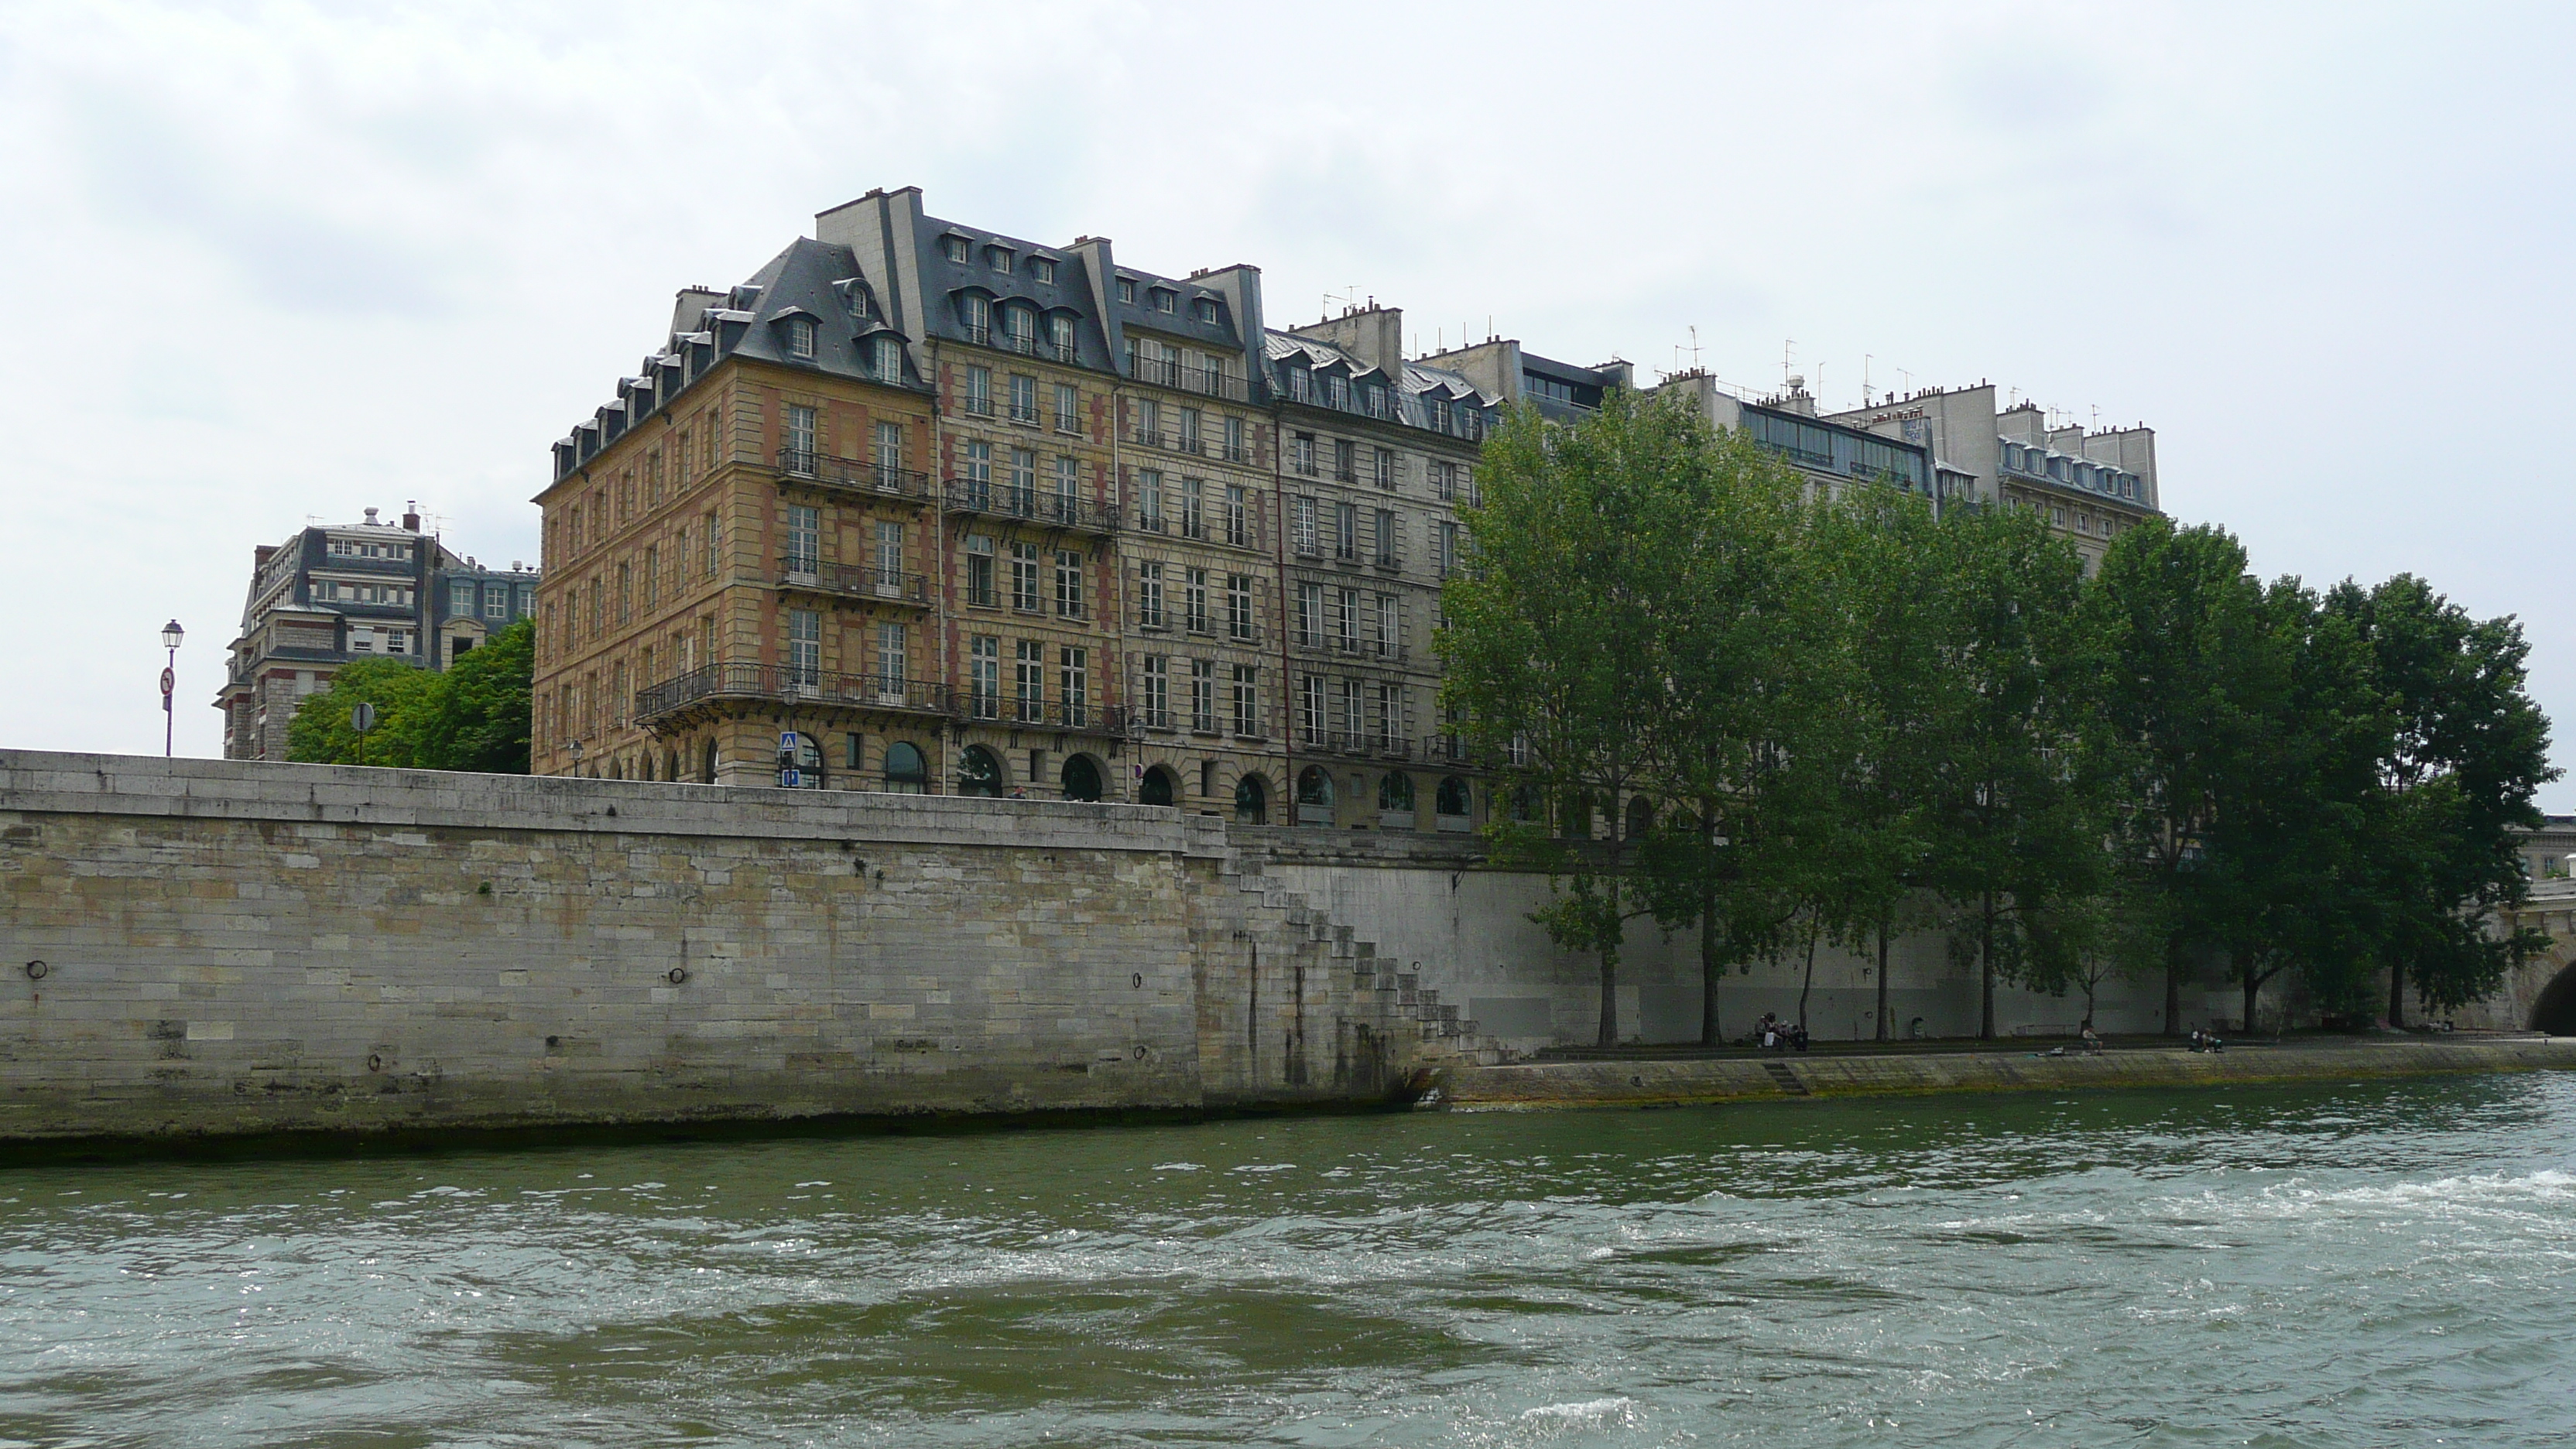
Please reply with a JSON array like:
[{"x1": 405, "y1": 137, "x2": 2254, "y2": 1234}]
[{"x1": 0, "y1": 752, "x2": 1445, "y2": 1146}]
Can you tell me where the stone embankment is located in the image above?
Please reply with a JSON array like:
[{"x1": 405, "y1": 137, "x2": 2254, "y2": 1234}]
[{"x1": 1440, "y1": 1036, "x2": 2576, "y2": 1109}]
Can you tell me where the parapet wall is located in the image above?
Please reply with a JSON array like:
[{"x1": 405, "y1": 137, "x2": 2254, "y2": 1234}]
[{"x1": 0, "y1": 752, "x2": 1428, "y2": 1145}]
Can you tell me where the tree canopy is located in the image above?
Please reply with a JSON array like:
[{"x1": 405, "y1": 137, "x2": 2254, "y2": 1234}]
[{"x1": 286, "y1": 622, "x2": 535, "y2": 773}]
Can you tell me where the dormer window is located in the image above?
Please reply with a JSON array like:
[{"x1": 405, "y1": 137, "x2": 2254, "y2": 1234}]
[
  {"x1": 986, "y1": 245, "x2": 1014, "y2": 273},
  {"x1": 1151, "y1": 288, "x2": 1177, "y2": 313},
  {"x1": 1117, "y1": 278, "x2": 1136, "y2": 305},
  {"x1": 1048, "y1": 312, "x2": 1076, "y2": 360},
  {"x1": 783, "y1": 316, "x2": 817, "y2": 359},
  {"x1": 872, "y1": 334, "x2": 903, "y2": 382},
  {"x1": 960, "y1": 293, "x2": 991, "y2": 342},
  {"x1": 943, "y1": 235, "x2": 971, "y2": 264},
  {"x1": 1032, "y1": 258, "x2": 1057, "y2": 285},
  {"x1": 1192, "y1": 297, "x2": 1218, "y2": 324}
]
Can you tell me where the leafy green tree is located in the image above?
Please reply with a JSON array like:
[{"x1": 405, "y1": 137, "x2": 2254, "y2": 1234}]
[
  {"x1": 2326, "y1": 576, "x2": 2556, "y2": 1022},
  {"x1": 1443, "y1": 390, "x2": 1712, "y2": 1046},
  {"x1": 286, "y1": 622, "x2": 536, "y2": 773}
]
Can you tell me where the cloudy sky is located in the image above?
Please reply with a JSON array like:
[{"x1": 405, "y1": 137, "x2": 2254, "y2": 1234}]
[{"x1": 4, "y1": 1, "x2": 2571, "y2": 800}]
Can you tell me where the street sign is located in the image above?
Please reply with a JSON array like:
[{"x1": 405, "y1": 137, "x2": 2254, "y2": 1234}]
[
  {"x1": 779, "y1": 767, "x2": 803, "y2": 789},
  {"x1": 351, "y1": 702, "x2": 378, "y2": 734},
  {"x1": 779, "y1": 731, "x2": 796, "y2": 750},
  {"x1": 159, "y1": 667, "x2": 174, "y2": 697}
]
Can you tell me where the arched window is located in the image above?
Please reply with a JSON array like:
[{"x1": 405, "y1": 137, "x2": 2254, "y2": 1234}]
[
  {"x1": 957, "y1": 744, "x2": 1003, "y2": 797},
  {"x1": 1378, "y1": 772, "x2": 1415, "y2": 813},
  {"x1": 1625, "y1": 795, "x2": 1655, "y2": 841},
  {"x1": 701, "y1": 738, "x2": 718, "y2": 784},
  {"x1": 780, "y1": 731, "x2": 824, "y2": 789},
  {"x1": 1296, "y1": 766, "x2": 1334, "y2": 827},
  {"x1": 1061, "y1": 753, "x2": 1103, "y2": 802},
  {"x1": 884, "y1": 741, "x2": 928, "y2": 794},
  {"x1": 1140, "y1": 765, "x2": 1177, "y2": 807},
  {"x1": 960, "y1": 293, "x2": 991, "y2": 339},
  {"x1": 1235, "y1": 773, "x2": 1269, "y2": 825},
  {"x1": 1436, "y1": 776, "x2": 1471, "y2": 819}
]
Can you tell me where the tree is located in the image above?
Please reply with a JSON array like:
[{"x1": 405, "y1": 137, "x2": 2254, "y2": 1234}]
[
  {"x1": 2326, "y1": 577, "x2": 2556, "y2": 1023},
  {"x1": 286, "y1": 622, "x2": 536, "y2": 773},
  {"x1": 1442, "y1": 390, "x2": 1711, "y2": 1046}
]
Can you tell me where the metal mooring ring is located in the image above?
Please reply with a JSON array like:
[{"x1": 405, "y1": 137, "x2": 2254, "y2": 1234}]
[
  {"x1": 666, "y1": 966, "x2": 690, "y2": 985},
  {"x1": 23, "y1": 961, "x2": 46, "y2": 981}
]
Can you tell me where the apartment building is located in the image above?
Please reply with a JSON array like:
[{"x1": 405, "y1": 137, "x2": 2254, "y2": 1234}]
[
  {"x1": 214, "y1": 506, "x2": 538, "y2": 761},
  {"x1": 1272, "y1": 306, "x2": 1493, "y2": 832},
  {"x1": 1825, "y1": 383, "x2": 2161, "y2": 569},
  {"x1": 1656, "y1": 373, "x2": 1948, "y2": 505}
]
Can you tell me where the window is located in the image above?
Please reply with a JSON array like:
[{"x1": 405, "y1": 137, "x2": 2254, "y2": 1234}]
[
  {"x1": 1436, "y1": 520, "x2": 1461, "y2": 577},
  {"x1": 1137, "y1": 468, "x2": 1165, "y2": 531},
  {"x1": 970, "y1": 635, "x2": 1001, "y2": 718},
  {"x1": 872, "y1": 334, "x2": 903, "y2": 382},
  {"x1": 874, "y1": 420, "x2": 903, "y2": 481},
  {"x1": 786, "y1": 608, "x2": 820, "y2": 689},
  {"x1": 1178, "y1": 407, "x2": 1201, "y2": 454},
  {"x1": 1060, "y1": 646, "x2": 1088, "y2": 727},
  {"x1": 786, "y1": 505, "x2": 820, "y2": 574},
  {"x1": 967, "y1": 535, "x2": 997, "y2": 607},
  {"x1": 1193, "y1": 296, "x2": 1217, "y2": 324},
  {"x1": 1009, "y1": 542, "x2": 1041, "y2": 611},
  {"x1": 615, "y1": 563, "x2": 631, "y2": 624},
  {"x1": 884, "y1": 740, "x2": 927, "y2": 793},
  {"x1": 1141, "y1": 655, "x2": 1170, "y2": 728},
  {"x1": 1054, "y1": 550, "x2": 1084, "y2": 618},
  {"x1": 1293, "y1": 495, "x2": 1319, "y2": 556},
  {"x1": 1156, "y1": 289, "x2": 1178, "y2": 313},
  {"x1": 1138, "y1": 561, "x2": 1166, "y2": 627},
  {"x1": 1133, "y1": 396, "x2": 1160, "y2": 446},
  {"x1": 960, "y1": 293, "x2": 990, "y2": 345},
  {"x1": 964, "y1": 439, "x2": 993, "y2": 508},
  {"x1": 1334, "y1": 502, "x2": 1358, "y2": 561},
  {"x1": 986, "y1": 245, "x2": 1013, "y2": 274},
  {"x1": 1117, "y1": 278, "x2": 1136, "y2": 304},
  {"x1": 1374, "y1": 682, "x2": 1402, "y2": 744},
  {"x1": 1008, "y1": 447, "x2": 1036, "y2": 512},
  {"x1": 1231, "y1": 665, "x2": 1259, "y2": 736},
  {"x1": 1009, "y1": 373, "x2": 1037, "y2": 423},
  {"x1": 1334, "y1": 439, "x2": 1356, "y2": 482},
  {"x1": 1300, "y1": 674, "x2": 1324, "y2": 743},
  {"x1": 876, "y1": 620, "x2": 908, "y2": 686},
  {"x1": 784, "y1": 317, "x2": 816, "y2": 359},
  {"x1": 1297, "y1": 582, "x2": 1324, "y2": 647},
  {"x1": 1335, "y1": 589, "x2": 1360, "y2": 653},
  {"x1": 1374, "y1": 509, "x2": 1397, "y2": 567},
  {"x1": 1225, "y1": 414, "x2": 1247, "y2": 463},
  {"x1": 1053, "y1": 380, "x2": 1080, "y2": 431},
  {"x1": 1225, "y1": 484, "x2": 1249, "y2": 547},
  {"x1": 1227, "y1": 574, "x2": 1255, "y2": 641},
  {"x1": 875, "y1": 520, "x2": 903, "y2": 581},
  {"x1": 1338, "y1": 677, "x2": 1362, "y2": 737},
  {"x1": 944, "y1": 235, "x2": 971, "y2": 263},
  {"x1": 1190, "y1": 659, "x2": 1217, "y2": 732},
  {"x1": 1015, "y1": 639, "x2": 1045, "y2": 722},
  {"x1": 451, "y1": 580, "x2": 474, "y2": 615},
  {"x1": 1374, "y1": 593, "x2": 1397, "y2": 656},
  {"x1": 704, "y1": 512, "x2": 719, "y2": 578},
  {"x1": 783, "y1": 405, "x2": 817, "y2": 470},
  {"x1": 1033, "y1": 257, "x2": 1057, "y2": 286},
  {"x1": 640, "y1": 552, "x2": 657, "y2": 612},
  {"x1": 1053, "y1": 456, "x2": 1081, "y2": 525},
  {"x1": 964, "y1": 365, "x2": 992, "y2": 416},
  {"x1": 1049, "y1": 313, "x2": 1075, "y2": 361},
  {"x1": 1328, "y1": 374, "x2": 1349, "y2": 411},
  {"x1": 1184, "y1": 568, "x2": 1209, "y2": 633},
  {"x1": 1292, "y1": 433, "x2": 1317, "y2": 476}
]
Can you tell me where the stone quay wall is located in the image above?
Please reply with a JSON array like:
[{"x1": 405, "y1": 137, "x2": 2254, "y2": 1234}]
[{"x1": 0, "y1": 752, "x2": 1438, "y2": 1146}]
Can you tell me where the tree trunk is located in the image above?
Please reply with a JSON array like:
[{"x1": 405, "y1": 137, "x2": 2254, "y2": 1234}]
[
  {"x1": 1875, "y1": 920, "x2": 1891, "y2": 1043},
  {"x1": 1699, "y1": 885, "x2": 1721, "y2": 1046},
  {"x1": 1797, "y1": 916, "x2": 1820, "y2": 1030},
  {"x1": 1597, "y1": 946, "x2": 1620, "y2": 1048},
  {"x1": 2387, "y1": 958, "x2": 2406, "y2": 1029},
  {"x1": 1978, "y1": 891, "x2": 1997, "y2": 1041},
  {"x1": 2242, "y1": 968, "x2": 2261, "y2": 1037},
  {"x1": 2164, "y1": 938, "x2": 2185, "y2": 1037}
]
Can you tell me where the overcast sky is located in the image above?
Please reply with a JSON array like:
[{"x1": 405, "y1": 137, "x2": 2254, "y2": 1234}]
[{"x1": 5, "y1": 1, "x2": 2571, "y2": 802}]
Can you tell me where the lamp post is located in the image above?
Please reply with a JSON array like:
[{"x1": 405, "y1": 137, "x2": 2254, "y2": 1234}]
[
  {"x1": 569, "y1": 738, "x2": 584, "y2": 778},
  {"x1": 159, "y1": 620, "x2": 184, "y2": 758}
]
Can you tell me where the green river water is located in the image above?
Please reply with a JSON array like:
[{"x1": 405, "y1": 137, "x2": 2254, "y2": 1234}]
[{"x1": 3, "y1": 1072, "x2": 2571, "y2": 1447}]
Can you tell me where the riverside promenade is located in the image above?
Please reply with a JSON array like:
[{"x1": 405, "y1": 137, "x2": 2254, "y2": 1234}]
[{"x1": 1440, "y1": 1034, "x2": 2576, "y2": 1108}]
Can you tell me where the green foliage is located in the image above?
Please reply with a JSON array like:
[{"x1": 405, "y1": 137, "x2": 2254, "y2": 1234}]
[{"x1": 286, "y1": 622, "x2": 536, "y2": 774}]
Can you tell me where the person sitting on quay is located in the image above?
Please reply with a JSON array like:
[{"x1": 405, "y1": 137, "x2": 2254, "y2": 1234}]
[{"x1": 2081, "y1": 1019, "x2": 2105, "y2": 1056}]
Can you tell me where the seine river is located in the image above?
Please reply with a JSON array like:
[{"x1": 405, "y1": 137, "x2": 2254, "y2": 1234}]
[{"x1": 5, "y1": 1072, "x2": 2572, "y2": 1447}]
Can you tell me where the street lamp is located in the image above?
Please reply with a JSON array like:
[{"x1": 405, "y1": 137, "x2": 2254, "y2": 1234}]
[
  {"x1": 159, "y1": 620, "x2": 184, "y2": 758},
  {"x1": 568, "y1": 738, "x2": 584, "y2": 778}
]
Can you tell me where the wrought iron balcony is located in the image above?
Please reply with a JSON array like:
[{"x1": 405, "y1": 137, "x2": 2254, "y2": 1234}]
[
  {"x1": 776, "y1": 558, "x2": 931, "y2": 606},
  {"x1": 944, "y1": 481, "x2": 1120, "y2": 535},
  {"x1": 1130, "y1": 357, "x2": 1251, "y2": 401},
  {"x1": 961, "y1": 697, "x2": 1136, "y2": 735},
  {"x1": 635, "y1": 663, "x2": 954, "y2": 725},
  {"x1": 771, "y1": 448, "x2": 934, "y2": 503}
]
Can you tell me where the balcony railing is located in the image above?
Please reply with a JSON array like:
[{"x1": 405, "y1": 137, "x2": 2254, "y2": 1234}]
[
  {"x1": 944, "y1": 481, "x2": 1120, "y2": 534},
  {"x1": 776, "y1": 558, "x2": 931, "y2": 606},
  {"x1": 1423, "y1": 734, "x2": 1478, "y2": 766},
  {"x1": 965, "y1": 697, "x2": 1136, "y2": 734},
  {"x1": 1131, "y1": 356, "x2": 1252, "y2": 401},
  {"x1": 772, "y1": 448, "x2": 934, "y2": 503},
  {"x1": 635, "y1": 663, "x2": 954, "y2": 724}
]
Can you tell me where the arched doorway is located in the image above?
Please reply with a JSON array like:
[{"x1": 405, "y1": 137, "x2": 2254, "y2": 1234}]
[
  {"x1": 1296, "y1": 766, "x2": 1334, "y2": 826},
  {"x1": 1436, "y1": 776, "x2": 1472, "y2": 828},
  {"x1": 701, "y1": 738, "x2": 719, "y2": 784},
  {"x1": 884, "y1": 741, "x2": 929, "y2": 794},
  {"x1": 1378, "y1": 770, "x2": 1415, "y2": 820},
  {"x1": 1061, "y1": 753, "x2": 1103, "y2": 802},
  {"x1": 1235, "y1": 773, "x2": 1269, "y2": 825},
  {"x1": 957, "y1": 744, "x2": 1004, "y2": 797},
  {"x1": 2533, "y1": 960, "x2": 2576, "y2": 1034},
  {"x1": 1140, "y1": 765, "x2": 1177, "y2": 807},
  {"x1": 1625, "y1": 794, "x2": 1655, "y2": 841}
]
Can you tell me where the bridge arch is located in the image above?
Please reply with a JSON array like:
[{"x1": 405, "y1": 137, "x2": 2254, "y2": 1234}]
[{"x1": 2533, "y1": 960, "x2": 2576, "y2": 1036}]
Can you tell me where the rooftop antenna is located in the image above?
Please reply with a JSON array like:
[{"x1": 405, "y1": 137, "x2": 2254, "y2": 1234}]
[
  {"x1": 1687, "y1": 325, "x2": 1701, "y2": 372},
  {"x1": 1863, "y1": 353, "x2": 1873, "y2": 403},
  {"x1": 1782, "y1": 338, "x2": 1797, "y2": 385},
  {"x1": 2091, "y1": 404, "x2": 2102, "y2": 431},
  {"x1": 1898, "y1": 367, "x2": 1913, "y2": 395}
]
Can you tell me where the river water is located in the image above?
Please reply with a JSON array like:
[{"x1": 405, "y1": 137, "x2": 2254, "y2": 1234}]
[{"x1": 5, "y1": 1073, "x2": 2572, "y2": 1447}]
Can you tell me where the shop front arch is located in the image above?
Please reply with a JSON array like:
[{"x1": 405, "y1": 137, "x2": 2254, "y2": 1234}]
[
  {"x1": 1139, "y1": 764, "x2": 1177, "y2": 807},
  {"x1": 1061, "y1": 752, "x2": 1104, "y2": 802},
  {"x1": 1296, "y1": 766, "x2": 1335, "y2": 826},
  {"x1": 957, "y1": 744, "x2": 1005, "y2": 797},
  {"x1": 1234, "y1": 772, "x2": 1269, "y2": 825},
  {"x1": 884, "y1": 740, "x2": 930, "y2": 794}
]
